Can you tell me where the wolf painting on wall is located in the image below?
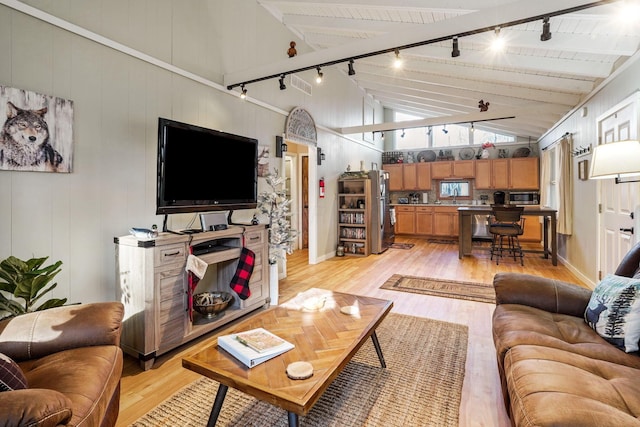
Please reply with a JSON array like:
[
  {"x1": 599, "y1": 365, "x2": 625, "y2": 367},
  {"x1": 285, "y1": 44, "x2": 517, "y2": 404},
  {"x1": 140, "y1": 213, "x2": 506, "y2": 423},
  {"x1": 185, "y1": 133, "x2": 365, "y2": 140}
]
[{"x1": 0, "y1": 86, "x2": 73, "y2": 173}]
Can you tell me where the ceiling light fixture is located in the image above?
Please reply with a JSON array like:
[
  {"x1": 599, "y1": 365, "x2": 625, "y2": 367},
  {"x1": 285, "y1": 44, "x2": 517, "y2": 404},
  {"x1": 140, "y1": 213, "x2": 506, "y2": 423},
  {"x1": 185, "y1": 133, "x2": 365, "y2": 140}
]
[
  {"x1": 393, "y1": 48, "x2": 403, "y2": 69},
  {"x1": 442, "y1": 125, "x2": 449, "y2": 134},
  {"x1": 240, "y1": 84, "x2": 247, "y2": 99},
  {"x1": 348, "y1": 59, "x2": 356, "y2": 76},
  {"x1": 401, "y1": 129, "x2": 406, "y2": 138},
  {"x1": 540, "y1": 17, "x2": 552, "y2": 41},
  {"x1": 491, "y1": 27, "x2": 506, "y2": 51},
  {"x1": 279, "y1": 74, "x2": 286, "y2": 90},
  {"x1": 451, "y1": 37, "x2": 460, "y2": 57},
  {"x1": 470, "y1": 122, "x2": 475, "y2": 133},
  {"x1": 315, "y1": 67, "x2": 323, "y2": 84}
]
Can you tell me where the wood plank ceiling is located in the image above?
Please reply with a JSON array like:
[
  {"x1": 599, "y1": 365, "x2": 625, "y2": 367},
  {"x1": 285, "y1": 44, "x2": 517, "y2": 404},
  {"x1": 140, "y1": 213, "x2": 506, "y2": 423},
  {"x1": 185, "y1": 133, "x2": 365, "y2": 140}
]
[{"x1": 228, "y1": 0, "x2": 640, "y2": 141}]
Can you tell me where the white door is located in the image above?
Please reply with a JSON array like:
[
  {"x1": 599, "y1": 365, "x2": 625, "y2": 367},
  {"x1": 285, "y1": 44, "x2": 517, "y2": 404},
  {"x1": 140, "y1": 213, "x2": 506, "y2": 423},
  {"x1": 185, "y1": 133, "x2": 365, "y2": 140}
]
[{"x1": 598, "y1": 93, "x2": 640, "y2": 278}]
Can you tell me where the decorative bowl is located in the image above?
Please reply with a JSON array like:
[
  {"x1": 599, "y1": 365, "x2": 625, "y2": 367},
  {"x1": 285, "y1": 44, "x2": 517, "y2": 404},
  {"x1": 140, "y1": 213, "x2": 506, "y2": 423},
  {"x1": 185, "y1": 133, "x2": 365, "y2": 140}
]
[{"x1": 193, "y1": 291, "x2": 233, "y2": 318}]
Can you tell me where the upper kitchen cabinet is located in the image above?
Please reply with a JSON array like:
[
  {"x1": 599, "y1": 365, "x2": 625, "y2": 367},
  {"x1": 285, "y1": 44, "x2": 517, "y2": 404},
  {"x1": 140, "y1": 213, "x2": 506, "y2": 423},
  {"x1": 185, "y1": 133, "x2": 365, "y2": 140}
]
[
  {"x1": 475, "y1": 159, "x2": 509, "y2": 189},
  {"x1": 509, "y1": 157, "x2": 539, "y2": 190},
  {"x1": 384, "y1": 163, "x2": 431, "y2": 191},
  {"x1": 430, "y1": 160, "x2": 475, "y2": 179}
]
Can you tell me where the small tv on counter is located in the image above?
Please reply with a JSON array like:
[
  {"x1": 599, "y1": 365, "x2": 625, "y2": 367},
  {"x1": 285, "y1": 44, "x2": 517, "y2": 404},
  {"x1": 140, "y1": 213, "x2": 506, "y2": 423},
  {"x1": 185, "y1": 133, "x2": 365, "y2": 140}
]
[{"x1": 156, "y1": 118, "x2": 258, "y2": 215}]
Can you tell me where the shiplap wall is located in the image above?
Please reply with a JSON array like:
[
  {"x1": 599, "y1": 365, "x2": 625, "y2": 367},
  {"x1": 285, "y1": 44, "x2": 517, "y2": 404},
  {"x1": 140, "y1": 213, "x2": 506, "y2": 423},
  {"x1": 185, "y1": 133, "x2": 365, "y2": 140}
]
[{"x1": 0, "y1": 0, "x2": 383, "y2": 303}]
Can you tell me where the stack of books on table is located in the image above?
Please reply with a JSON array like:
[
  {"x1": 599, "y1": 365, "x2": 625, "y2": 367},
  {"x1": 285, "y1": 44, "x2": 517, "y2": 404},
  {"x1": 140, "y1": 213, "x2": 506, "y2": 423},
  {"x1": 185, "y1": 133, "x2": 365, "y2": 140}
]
[{"x1": 217, "y1": 328, "x2": 294, "y2": 368}]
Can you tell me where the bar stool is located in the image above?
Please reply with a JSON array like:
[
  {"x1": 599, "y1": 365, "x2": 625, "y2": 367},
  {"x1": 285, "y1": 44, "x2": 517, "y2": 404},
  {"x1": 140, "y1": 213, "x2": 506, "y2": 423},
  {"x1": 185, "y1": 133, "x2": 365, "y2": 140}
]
[{"x1": 489, "y1": 205, "x2": 525, "y2": 265}]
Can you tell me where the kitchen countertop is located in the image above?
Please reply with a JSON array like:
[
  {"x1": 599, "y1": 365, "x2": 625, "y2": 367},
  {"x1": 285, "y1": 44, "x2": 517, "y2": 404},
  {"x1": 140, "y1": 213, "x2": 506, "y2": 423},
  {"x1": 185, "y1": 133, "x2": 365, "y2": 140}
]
[{"x1": 390, "y1": 203, "x2": 488, "y2": 207}]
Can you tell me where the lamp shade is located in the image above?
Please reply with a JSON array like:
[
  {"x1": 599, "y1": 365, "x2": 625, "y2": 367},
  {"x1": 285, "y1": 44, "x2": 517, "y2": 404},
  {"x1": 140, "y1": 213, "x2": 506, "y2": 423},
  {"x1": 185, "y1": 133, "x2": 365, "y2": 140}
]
[{"x1": 589, "y1": 140, "x2": 640, "y2": 180}]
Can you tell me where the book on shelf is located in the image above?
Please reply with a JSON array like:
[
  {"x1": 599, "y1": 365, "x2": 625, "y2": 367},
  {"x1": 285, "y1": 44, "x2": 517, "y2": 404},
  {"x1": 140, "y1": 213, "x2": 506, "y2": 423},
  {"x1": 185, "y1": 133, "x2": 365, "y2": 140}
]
[{"x1": 217, "y1": 328, "x2": 294, "y2": 368}]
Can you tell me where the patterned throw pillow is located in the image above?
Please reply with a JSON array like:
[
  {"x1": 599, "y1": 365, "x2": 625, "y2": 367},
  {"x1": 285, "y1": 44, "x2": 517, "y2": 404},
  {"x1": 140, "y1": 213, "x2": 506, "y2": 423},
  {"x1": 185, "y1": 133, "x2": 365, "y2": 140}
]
[
  {"x1": 585, "y1": 274, "x2": 640, "y2": 352},
  {"x1": 0, "y1": 353, "x2": 28, "y2": 392}
]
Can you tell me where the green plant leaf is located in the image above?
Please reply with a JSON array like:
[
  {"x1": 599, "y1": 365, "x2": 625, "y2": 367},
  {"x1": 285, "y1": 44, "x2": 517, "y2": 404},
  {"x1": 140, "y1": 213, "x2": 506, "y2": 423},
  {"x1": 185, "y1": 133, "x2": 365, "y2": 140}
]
[{"x1": 35, "y1": 298, "x2": 67, "y2": 311}]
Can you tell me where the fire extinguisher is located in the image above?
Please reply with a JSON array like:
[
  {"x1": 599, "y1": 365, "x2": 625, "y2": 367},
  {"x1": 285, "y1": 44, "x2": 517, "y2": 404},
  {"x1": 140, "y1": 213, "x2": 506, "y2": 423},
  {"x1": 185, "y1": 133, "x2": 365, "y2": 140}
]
[{"x1": 319, "y1": 177, "x2": 325, "y2": 198}]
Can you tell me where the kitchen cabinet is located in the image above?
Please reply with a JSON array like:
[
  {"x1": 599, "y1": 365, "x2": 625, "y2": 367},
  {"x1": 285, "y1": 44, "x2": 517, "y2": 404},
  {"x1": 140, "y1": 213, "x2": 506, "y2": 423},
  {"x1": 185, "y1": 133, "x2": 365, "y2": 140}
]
[
  {"x1": 432, "y1": 206, "x2": 459, "y2": 237},
  {"x1": 394, "y1": 205, "x2": 416, "y2": 234},
  {"x1": 415, "y1": 206, "x2": 433, "y2": 235},
  {"x1": 475, "y1": 159, "x2": 509, "y2": 189},
  {"x1": 430, "y1": 160, "x2": 475, "y2": 179},
  {"x1": 385, "y1": 164, "x2": 404, "y2": 191},
  {"x1": 509, "y1": 157, "x2": 539, "y2": 189},
  {"x1": 384, "y1": 163, "x2": 431, "y2": 190}
]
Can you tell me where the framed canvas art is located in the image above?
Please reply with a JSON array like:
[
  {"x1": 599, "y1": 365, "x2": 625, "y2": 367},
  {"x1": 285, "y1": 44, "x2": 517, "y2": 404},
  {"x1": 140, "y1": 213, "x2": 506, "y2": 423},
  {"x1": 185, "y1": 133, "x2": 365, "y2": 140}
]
[{"x1": 0, "y1": 86, "x2": 73, "y2": 173}]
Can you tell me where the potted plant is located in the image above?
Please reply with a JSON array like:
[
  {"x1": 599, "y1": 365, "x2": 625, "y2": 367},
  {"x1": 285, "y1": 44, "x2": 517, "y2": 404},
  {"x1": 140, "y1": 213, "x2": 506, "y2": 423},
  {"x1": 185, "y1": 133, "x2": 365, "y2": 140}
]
[
  {"x1": 257, "y1": 169, "x2": 297, "y2": 304},
  {"x1": 0, "y1": 255, "x2": 67, "y2": 319}
]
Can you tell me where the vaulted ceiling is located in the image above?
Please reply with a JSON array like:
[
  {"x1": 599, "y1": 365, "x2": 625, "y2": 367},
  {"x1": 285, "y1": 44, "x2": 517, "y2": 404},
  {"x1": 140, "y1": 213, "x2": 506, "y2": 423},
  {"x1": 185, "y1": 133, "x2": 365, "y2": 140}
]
[{"x1": 226, "y1": 0, "x2": 640, "y2": 141}]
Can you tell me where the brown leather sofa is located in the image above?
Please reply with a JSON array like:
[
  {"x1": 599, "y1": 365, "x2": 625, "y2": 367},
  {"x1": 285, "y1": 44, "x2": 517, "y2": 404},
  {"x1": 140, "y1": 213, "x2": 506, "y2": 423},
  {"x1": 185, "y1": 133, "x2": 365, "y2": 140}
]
[
  {"x1": 0, "y1": 302, "x2": 124, "y2": 427},
  {"x1": 492, "y1": 244, "x2": 640, "y2": 426}
]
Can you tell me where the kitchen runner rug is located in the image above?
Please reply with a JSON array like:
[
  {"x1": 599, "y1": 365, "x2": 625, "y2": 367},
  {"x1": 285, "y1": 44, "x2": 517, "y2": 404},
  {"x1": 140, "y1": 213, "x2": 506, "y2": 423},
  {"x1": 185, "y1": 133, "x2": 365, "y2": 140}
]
[
  {"x1": 380, "y1": 274, "x2": 496, "y2": 304},
  {"x1": 131, "y1": 313, "x2": 468, "y2": 427}
]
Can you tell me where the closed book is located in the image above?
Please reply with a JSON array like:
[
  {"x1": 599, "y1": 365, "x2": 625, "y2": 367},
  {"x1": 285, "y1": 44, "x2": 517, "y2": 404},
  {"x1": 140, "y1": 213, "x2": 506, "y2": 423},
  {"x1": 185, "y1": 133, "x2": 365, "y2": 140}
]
[{"x1": 217, "y1": 328, "x2": 294, "y2": 368}]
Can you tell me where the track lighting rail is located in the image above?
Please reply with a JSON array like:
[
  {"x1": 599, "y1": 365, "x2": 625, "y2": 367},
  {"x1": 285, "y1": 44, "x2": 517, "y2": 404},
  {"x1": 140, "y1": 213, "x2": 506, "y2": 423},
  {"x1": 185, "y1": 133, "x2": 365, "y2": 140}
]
[{"x1": 226, "y1": 1, "x2": 616, "y2": 93}]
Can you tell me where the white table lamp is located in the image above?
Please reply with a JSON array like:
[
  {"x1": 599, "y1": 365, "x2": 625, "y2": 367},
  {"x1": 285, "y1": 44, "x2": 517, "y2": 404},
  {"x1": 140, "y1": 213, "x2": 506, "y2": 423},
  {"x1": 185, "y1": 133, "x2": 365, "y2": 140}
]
[{"x1": 589, "y1": 140, "x2": 640, "y2": 184}]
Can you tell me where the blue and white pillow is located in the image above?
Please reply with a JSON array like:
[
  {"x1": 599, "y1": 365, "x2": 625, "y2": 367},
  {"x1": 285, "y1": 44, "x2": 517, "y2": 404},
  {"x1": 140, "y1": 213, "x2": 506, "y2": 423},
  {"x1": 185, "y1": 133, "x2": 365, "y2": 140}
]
[{"x1": 585, "y1": 274, "x2": 640, "y2": 352}]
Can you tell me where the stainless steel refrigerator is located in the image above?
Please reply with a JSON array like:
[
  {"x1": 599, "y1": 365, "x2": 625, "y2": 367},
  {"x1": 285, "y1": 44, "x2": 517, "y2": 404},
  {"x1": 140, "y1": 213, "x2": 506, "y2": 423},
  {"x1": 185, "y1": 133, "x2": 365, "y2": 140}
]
[{"x1": 370, "y1": 170, "x2": 395, "y2": 254}]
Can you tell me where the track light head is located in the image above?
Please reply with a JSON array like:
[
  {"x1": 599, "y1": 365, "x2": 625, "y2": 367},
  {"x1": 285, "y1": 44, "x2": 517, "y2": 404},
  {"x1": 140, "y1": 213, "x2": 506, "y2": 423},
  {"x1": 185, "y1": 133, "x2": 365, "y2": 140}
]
[
  {"x1": 240, "y1": 84, "x2": 247, "y2": 99},
  {"x1": 491, "y1": 27, "x2": 505, "y2": 51},
  {"x1": 401, "y1": 129, "x2": 405, "y2": 138},
  {"x1": 393, "y1": 48, "x2": 403, "y2": 69},
  {"x1": 348, "y1": 59, "x2": 356, "y2": 76},
  {"x1": 451, "y1": 37, "x2": 460, "y2": 58},
  {"x1": 315, "y1": 67, "x2": 323, "y2": 84},
  {"x1": 470, "y1": 122, "x2": 475, "y2": 133},
  {"x1": 279, "y1": 74, "x2": 286, "y2": 90},
  {"x1": 540, "y1": 17, "x2": 552, "y2": 41},
  {"x1": 442, "y1": 125, "x2": 448, "y2": 134}
]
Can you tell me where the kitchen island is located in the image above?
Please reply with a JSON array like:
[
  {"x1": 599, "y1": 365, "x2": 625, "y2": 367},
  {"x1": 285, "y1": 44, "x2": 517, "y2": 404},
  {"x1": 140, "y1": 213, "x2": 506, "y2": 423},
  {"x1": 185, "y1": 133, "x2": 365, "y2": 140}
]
[{"x1": 457, "y1": 206, "x2": 558, "y2": 266}]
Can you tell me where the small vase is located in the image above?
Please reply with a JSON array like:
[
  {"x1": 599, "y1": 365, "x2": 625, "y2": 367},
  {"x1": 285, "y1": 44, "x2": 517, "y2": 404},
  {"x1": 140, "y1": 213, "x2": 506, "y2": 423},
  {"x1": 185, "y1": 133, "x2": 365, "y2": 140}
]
[{"x1": 481, "y1": 149, "x2": 490, "y2": 159}]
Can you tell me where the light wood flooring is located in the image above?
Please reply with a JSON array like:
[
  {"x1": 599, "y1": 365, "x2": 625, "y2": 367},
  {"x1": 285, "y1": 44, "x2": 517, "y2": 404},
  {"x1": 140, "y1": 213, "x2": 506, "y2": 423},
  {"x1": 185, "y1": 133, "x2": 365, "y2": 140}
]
[{"x1": 116, "y1": 238, "x2": 585, "y2": 427}]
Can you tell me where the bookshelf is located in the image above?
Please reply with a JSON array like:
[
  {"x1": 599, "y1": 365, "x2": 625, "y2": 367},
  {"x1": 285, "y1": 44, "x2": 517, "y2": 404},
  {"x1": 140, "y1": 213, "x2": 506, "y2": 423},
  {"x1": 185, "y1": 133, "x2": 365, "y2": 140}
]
[{"x1": 338, "y1": 177, "x2": 372, "y2": 256}]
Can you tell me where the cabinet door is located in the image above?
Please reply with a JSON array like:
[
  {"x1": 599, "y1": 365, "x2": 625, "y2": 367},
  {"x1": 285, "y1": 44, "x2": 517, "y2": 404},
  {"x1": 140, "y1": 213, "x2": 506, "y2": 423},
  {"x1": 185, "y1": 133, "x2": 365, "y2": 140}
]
[
  {"x1": 521, "y1": 217, "x2": 542, "y2": 242},
  {"x1": 415, "y1": 207, "x2": 433, "y2": 235},
  {"x1": 416, "y1": 163, "x2": 432, "y2": 190},
  {"x1": 510, "y1": 158, "x2": 539, "y2": 189},
  {"x1": 474, "y1": 160, "x2": 492, "y2": 189},
  {"x1": 155, "y1": 266, "x2": 187, "y2": 351},
  {"x1": 402, "y1": 164, "x2": 418, "y2": 190},
  {"x1": 385, "y1": 164, "x2": 403, "y2": 191},
  {"x1": 432, "y1": 212, "x2": 453, "y2": 236},
  {"x1": 431, "y1": 162, "x2": 452, "y2": 178},
  {"x1": 453, "y1": 160, "x2": 475, "y2": 178},
  {"x1": 492, "y1": 159, "x2": 510, "y2": 189},
  {"x1": 395, "y1": 207, "x2": 415, "y2": 234}
]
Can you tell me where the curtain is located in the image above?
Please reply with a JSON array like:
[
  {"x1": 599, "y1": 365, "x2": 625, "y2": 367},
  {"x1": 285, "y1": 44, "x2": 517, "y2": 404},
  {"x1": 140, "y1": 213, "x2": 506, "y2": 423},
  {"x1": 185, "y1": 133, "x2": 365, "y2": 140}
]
[
  {"x1": 540, "y1": 148, "x2": 551, "y2": 208},
  {"x1": 557, "y1": 135, "x2": 573, "y2": 235}
]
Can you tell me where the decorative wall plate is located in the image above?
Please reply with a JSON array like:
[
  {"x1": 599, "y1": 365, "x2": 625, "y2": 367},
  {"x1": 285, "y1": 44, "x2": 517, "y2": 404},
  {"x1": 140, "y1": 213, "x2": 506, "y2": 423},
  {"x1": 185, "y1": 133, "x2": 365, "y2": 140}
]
[
  {"x1": 459, "y1": 147, "x2": 475, "y2": 160},
  {"x1": 417, "y1": 150, "x2": 436, "y2": 162},
  {"x1": 512, "y1": 147, "x2": 531, "y2": 158}
]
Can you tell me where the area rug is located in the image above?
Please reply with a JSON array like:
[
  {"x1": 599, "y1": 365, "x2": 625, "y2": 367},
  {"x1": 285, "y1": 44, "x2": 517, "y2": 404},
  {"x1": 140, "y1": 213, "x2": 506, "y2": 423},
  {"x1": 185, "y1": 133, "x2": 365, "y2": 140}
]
[
  {"x1": 131, "y1": 313, "x2": 468, "y2": 427},
  {"x1": 389, "y1": 242, "x2": 414, "y2": 249},
  {"x1": 380, "y1": 274, "x2": 496, "y2": 304}
]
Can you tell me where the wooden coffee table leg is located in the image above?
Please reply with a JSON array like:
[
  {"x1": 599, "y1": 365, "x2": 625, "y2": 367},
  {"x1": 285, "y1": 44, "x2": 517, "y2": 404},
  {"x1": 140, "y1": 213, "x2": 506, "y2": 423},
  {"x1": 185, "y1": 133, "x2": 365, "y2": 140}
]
[
  {"x1": 207, "y1": 383, "x2": 228, "y2": 427},
  {"x1": 370, "y1": 331, "x2": 386, "y2": 368},
  {"x1": 288, "y1": 411, "x2": 299, "y2": 426}
]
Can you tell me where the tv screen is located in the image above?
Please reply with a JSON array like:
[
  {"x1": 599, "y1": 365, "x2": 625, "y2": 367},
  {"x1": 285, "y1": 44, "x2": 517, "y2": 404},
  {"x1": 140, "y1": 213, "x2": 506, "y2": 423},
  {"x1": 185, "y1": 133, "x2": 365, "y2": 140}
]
[{"x1": 156, "y1": 118, "x2": 258, "y2": 215}]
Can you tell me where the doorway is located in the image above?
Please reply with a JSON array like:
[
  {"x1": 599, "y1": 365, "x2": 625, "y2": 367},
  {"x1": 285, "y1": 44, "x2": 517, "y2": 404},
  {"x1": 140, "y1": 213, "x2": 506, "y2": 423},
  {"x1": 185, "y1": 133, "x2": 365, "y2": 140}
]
[{"x1": 597, "y1": 92, "x2": 640, "y2": 278}]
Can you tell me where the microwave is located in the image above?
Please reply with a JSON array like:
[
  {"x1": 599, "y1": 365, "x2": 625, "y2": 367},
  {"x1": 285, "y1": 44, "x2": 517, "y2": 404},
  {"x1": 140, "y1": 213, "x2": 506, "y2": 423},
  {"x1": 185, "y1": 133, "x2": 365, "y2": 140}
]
[{"x1": 509, "y1": 192, "x2": 539, "y2": 205}]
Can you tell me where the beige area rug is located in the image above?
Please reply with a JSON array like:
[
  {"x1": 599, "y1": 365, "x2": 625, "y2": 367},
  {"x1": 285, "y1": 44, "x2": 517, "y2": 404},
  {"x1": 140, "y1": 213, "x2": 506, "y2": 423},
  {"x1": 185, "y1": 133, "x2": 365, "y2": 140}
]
[
  {"x1": 381, "y1": 274, "x2": 496, "y2": 304},
  {"x1": 131, "y1": 313, "x2": 468, "y2": 427}
]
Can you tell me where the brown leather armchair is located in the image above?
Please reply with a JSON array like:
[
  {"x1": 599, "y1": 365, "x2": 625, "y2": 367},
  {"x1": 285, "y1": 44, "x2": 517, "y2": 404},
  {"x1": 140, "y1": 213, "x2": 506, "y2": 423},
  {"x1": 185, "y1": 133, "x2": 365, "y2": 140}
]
[{"x1": 0, "y1": 302, "x2": 124, "y2": 427}]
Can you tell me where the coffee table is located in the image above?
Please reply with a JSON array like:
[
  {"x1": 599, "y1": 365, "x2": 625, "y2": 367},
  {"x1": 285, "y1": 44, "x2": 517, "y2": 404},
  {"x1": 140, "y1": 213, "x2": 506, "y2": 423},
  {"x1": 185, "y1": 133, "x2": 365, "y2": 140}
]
[{"x1": 182, "y1": 288, "x2": 393, "y2": 427}]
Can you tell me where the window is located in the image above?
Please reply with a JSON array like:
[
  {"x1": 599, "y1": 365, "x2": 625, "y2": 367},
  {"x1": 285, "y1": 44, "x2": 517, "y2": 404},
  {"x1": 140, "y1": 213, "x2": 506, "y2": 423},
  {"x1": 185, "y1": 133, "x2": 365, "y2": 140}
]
[{"x1": 393, "y1": 111, "x2": 514, "y2": 149}]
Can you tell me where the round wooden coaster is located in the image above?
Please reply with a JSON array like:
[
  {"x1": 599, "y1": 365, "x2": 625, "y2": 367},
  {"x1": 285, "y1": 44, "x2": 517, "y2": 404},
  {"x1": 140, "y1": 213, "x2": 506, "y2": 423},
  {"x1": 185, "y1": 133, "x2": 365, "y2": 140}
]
[
  {"x1": 286, "y1": 361, "x2": 314, "y2": 380},
  {"x1": 340, "y1": 305, "x2": 359, "y2": 315}
]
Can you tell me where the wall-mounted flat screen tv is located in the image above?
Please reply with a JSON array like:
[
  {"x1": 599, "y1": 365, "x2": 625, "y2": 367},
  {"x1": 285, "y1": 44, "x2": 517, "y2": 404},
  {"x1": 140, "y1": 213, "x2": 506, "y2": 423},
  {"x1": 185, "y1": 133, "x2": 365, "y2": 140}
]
[{"x1": 156, "y1": 118, "x2": 258, "y2": 215}]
